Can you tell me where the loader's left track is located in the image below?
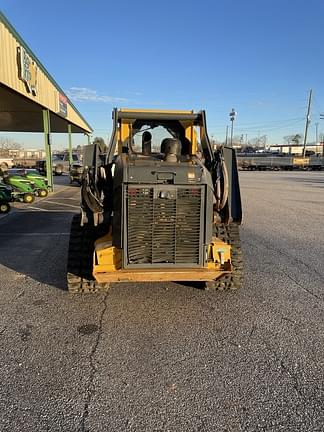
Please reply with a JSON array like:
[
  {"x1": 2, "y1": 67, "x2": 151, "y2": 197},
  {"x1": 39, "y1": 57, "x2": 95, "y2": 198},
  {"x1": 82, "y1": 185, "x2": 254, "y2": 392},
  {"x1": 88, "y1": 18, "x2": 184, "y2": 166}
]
[{"x1": 67, "y1": 214, "x2": 110, "y2": 293}]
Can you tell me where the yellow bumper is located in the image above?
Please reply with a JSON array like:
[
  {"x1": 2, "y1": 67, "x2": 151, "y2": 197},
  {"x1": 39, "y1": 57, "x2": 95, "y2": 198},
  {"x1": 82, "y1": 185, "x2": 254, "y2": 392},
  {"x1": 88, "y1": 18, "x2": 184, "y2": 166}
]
[{"x1": 93, "y1": 234, "x2": 231, "y2": 283}]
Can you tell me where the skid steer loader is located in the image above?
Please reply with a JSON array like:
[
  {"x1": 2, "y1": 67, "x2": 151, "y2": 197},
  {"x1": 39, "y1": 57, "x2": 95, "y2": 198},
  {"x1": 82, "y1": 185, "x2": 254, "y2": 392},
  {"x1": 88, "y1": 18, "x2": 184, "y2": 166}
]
[{"x1": 67, "y1": 109, "x2": 242, "y2": 293}]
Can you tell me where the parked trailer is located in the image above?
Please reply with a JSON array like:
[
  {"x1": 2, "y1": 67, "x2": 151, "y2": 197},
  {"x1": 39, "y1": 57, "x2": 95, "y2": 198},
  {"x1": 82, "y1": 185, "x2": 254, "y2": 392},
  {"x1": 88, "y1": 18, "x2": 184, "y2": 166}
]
[
  {"x1": 308, "y1": 155, "x2": 324, "y2": 170},
  {"x1": 237, "y1": 154, "x2": 324, "y2": 171}
]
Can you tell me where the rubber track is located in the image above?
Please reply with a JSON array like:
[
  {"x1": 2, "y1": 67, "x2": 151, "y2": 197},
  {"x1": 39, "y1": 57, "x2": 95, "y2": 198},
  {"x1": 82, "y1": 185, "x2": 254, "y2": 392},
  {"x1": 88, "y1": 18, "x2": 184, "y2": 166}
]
[
  {"x1": 206, "y1": 223, "x2": 243, "y2": 290},
  {"x1": 67, "y1": 214, "x2": 110, "y2": 293}
]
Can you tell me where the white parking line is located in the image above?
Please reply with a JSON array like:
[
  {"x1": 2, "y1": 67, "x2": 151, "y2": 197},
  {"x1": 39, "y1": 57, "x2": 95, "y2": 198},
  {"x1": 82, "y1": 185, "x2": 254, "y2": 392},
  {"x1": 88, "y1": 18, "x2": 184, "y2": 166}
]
[
  {"x1": 35, "y1": 186, "x2": 76, "y2": 203},
  {"x1": 18, "y1": 210, "x2": 77, "y2": 213},
  {"x1": 43, "y1": 200, "x2": 80, "y2": 209},
  {"x1": 26, "y1": 205, "x2": 49, "y2": 212},
  {"x1": 0, "y1": 186, "x2": 79, "y2": 221},
  {"x1": 0, "y1": 212, "x2": 12, "y2": 221},
  {"x1": 50, "y1": 197, "x2": 80, "y2": 201}
]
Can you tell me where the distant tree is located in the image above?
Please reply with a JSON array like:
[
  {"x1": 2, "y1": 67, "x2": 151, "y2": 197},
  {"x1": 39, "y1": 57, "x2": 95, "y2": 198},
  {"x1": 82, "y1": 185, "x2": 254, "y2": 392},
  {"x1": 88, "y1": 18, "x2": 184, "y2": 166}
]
[
  {"x1": 291, "y1": 134, "x2": 302, "y2": 145},
  {"x1": 223, "y1": 135, "x2": 243, "y2": 147},
  {"x1": 283, "y1": 134, "x2": 303, "y2": 145},
  {"x1": 241, "y1": 145, "x2": 256, "y2": 153},
  {"x1": 248, "y1": 135, "x2": 267, "y2": 147},
  {"x1": 0, "y1": 137, "x2": 22, "y2": 156},
  {"x1": 283, "y1": 135, "x2": 292, "y2": 144}
]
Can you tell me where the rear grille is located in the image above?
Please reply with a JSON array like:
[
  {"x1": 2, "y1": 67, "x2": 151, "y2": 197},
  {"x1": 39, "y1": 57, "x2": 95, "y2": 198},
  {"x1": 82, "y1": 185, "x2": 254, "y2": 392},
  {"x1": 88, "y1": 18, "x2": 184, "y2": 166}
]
[
  {"x1": 127, "y1": 186, "x2": 203, "y2": 266},
  {"x1": 127, "y1": 188, "x2": 153, "y2": 264}
]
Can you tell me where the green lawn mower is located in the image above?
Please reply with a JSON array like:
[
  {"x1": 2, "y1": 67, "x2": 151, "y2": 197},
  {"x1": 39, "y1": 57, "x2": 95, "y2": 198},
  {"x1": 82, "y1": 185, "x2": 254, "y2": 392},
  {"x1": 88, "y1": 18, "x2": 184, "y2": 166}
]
[
  {"x1": 1, "y1": 173, "x2": 36, "y2": 204},
  {"x1": 0, "y1": 182, "x2": 12, "y2": 213},
  {"x1": 7, "y1": 169, "x2": 49, "y2": 198},
  {"x1": 23, "y1": 170, "x2": 49, "y2": 197}
]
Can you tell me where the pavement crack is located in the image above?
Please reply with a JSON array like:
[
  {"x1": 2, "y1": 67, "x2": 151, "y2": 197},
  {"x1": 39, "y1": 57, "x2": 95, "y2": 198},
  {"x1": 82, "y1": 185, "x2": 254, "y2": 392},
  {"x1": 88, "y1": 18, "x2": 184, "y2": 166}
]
[
  {"x1": 248, "y1": 323, "x2": 256, "y2": 339},
  {"x1": 279, "y1": 359, "x2": 304, "y2": 399},
  {"x1": 263, "y1": 341, "x2": 307, "y2": 403},
  {"x1": 284, "y1": 272, "x2": 323, "y2": 302},
  {"x1": 244, "y1": 237, "x2": 324, "y2": 282},
  {"x1": 79, "y1": 292, "x2": 109, "y2": 432}
]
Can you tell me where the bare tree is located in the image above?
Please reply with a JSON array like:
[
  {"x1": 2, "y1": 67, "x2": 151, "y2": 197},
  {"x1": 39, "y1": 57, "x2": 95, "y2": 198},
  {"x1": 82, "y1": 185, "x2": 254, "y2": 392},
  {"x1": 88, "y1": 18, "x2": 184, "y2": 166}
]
[
  {"x1": 291, "y1": 134, "x2": 302, "y2": 145},
  {"x1": 0, "y1": 137, "x2": 22, "y2": 156},
  {"x1": 248, "y1": 135, "x2": 267, "y2": 147},
  {"x1": 283, "y1": 134, "x2": 303, "y2": 145}
]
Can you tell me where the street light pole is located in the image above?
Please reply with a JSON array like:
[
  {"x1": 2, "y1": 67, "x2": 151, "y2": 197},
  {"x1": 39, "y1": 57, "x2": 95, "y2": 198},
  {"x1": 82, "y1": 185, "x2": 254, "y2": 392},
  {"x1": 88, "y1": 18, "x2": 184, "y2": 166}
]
[
  {"x1": 302, "y1": 89, "x2": 312, "y2": 158},
  {"x1": 229, "y1": 108, "x2": 236, "y2": 147},
  {"x1": 320, "y1": 113, "x2": 324, "y2": 156},
  {"x1": 225, "y1": 125, "x2": 229, "y2": 146}
]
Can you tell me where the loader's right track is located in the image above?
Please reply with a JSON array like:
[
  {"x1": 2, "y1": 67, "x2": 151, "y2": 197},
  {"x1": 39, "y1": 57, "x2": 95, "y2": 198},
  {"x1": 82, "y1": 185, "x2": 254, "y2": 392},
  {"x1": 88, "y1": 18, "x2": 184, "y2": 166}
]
[
  {"x1": 67, "y1": 214, "x2": 110, "y2": 293},
  {"x1": 206, "y1": 223, "x2": 243, "y2": 291}
]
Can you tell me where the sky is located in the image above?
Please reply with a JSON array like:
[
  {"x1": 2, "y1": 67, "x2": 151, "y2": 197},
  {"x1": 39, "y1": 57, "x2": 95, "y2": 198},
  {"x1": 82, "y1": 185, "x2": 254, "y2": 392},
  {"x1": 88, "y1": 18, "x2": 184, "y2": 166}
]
[{"x1": 1, "y1": 0, "x2": 324, "y2": 149}]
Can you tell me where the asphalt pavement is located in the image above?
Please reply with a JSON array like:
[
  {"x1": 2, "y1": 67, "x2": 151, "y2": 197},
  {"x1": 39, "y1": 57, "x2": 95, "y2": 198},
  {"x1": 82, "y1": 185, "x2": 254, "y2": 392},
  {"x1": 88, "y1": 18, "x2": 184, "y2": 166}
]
[{"x1": 0, "y1": 172, "x2": 323, "y2": 432}]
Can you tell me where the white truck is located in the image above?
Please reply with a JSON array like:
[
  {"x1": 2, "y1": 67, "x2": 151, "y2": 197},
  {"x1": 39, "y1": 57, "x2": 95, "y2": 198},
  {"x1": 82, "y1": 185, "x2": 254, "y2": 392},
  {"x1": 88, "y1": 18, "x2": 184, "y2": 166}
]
[
  {"x1": 0, "y1": 157, "x2": 14, "y2": 170},
  {"x1": 36, "y1": 153, "x2": 81, "y2": 175}
]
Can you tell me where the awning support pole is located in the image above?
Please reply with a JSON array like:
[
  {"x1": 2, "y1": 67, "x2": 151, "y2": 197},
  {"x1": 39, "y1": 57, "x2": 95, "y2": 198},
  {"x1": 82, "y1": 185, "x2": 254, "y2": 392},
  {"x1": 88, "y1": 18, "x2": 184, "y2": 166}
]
[
  {"x1": 42, "y1": 109, "x2": 53, "y2": 191},
  {"x1": 68, "y1": 124, "x2": 73, "y2": 165},
  {"x1": 87, "y1": 134, "x2": 91, "y2": 145}
]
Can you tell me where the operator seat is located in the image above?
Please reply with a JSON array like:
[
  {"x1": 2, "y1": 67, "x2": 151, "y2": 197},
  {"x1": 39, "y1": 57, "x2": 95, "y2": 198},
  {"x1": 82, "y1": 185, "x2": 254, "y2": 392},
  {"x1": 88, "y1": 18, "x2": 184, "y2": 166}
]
[{"x1": 162, "y1": 138, "x2": 182, "y2": 162}]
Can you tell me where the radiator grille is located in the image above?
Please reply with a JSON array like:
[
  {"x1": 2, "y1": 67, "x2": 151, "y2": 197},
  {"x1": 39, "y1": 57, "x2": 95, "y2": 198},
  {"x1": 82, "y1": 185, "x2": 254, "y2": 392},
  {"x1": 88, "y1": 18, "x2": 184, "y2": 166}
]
[{"x1": 127, "y1": 186, "x2": 202, "y2": 266}]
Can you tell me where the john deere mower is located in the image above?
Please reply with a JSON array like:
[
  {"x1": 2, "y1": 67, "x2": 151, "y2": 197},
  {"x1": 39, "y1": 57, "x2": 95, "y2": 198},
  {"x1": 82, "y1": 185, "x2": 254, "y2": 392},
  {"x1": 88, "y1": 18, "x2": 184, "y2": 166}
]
[
  {"x1": 7, "y1": 169, "x2": 49, "y2": 198},
  {"x1": 23, "y1": 170, "x2": 49, "y2": 197},
  {"x1": 0, "y1": 182, "x2": 12, "y2": 213},
  {"x1": 1, "y1": 172, "x2": 36, "y2": 204}
]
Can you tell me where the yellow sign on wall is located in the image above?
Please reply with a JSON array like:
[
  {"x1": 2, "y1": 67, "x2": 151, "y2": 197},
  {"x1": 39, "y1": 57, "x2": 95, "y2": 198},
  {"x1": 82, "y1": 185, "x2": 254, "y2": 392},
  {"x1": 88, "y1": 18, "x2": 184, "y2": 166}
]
[{"x1": 17, "y1": 46, "x2": 38, "y2": 96}]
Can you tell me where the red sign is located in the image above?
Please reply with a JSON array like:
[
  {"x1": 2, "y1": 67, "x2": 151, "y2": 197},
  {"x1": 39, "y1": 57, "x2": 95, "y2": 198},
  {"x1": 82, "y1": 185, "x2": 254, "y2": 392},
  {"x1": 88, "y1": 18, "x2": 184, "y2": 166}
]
[{"x1": 59, "y1": 93, "x2": 67, "y2": 117}]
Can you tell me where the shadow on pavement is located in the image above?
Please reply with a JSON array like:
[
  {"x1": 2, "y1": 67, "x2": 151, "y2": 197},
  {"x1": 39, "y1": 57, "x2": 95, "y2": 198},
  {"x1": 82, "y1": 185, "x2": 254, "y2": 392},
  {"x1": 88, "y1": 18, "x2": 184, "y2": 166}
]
[{"x1": 0, "y1": 209, "x2": 74, "y2": 291}]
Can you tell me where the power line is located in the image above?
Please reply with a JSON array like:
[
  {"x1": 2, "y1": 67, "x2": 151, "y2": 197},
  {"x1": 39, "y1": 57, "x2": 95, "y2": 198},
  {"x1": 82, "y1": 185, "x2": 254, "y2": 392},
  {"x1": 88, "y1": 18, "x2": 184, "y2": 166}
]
[
  {"x1": 208, "y1": 116, "x2": 304, "y2": 130},
  {"x1": 233, "y1": 118, "x2": 304, "y2": 133}
]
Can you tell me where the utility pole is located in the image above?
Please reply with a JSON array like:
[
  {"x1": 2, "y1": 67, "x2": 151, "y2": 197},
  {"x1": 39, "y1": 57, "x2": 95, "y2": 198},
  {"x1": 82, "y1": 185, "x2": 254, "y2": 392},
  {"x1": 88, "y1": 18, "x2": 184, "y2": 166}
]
[
  {"x1": 315, "y1": 122, "x2": 319, "y2": 145},
  {"x1": 225, "y1": 125, "x2": 229, "y2": 146},
  {"x1": 229, "y1": 108, "x2": 236, "y2": 147},
  {"x1": 68, "y1": 124, "x2": 73, "y2": 165},
  {"x1": 42, "y1": 109, "x2": 53, "y2": 192},
  {"x1": 302, "y1": 89, "x2": 312, "y2": 158},
  {"x1": 320, "y1": 113, "x2": 324, "y2": 156}
]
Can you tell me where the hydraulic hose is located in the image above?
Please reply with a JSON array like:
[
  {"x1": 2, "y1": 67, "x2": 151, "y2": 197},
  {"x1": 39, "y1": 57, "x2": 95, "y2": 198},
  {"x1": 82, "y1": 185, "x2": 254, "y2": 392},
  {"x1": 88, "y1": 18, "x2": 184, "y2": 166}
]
[
  {"x1": 214, "y1": 156, "x2": 229, "y2": 211},
  {"x1": 81, "y1": 169, "x2": 103, "y2": 214}
]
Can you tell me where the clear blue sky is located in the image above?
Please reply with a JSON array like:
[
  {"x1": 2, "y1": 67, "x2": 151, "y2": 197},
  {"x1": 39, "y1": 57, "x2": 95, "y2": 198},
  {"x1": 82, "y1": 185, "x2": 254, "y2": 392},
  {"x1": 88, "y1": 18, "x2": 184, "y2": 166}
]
[{"x1": 2, "y1": 0, "x2": 324, "y2": 148}]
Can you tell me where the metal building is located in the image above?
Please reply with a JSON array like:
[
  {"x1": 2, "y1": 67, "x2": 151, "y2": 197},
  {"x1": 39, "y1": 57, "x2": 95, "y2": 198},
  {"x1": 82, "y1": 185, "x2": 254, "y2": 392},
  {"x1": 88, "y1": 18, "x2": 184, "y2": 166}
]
[{"x1": 0, "y1": 11, "x2": 93, "y2": 189}]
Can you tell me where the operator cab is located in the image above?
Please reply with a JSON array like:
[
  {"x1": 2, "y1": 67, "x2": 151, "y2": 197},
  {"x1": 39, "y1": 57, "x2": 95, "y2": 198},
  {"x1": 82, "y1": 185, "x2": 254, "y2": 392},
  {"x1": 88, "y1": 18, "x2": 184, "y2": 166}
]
[{"x1": 107, "y1": 109, "x2": 212, "y2": 163}]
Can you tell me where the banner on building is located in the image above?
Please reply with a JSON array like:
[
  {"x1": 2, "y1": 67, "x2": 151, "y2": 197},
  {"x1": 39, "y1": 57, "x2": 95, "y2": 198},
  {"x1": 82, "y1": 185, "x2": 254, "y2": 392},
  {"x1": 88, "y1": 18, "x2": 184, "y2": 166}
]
[
  {"x1": 58, "y1": 93, "x2": 68, "y2": 117},
  {"x1": 17, "y1": 46, "x2": 38, "y2": 96}
]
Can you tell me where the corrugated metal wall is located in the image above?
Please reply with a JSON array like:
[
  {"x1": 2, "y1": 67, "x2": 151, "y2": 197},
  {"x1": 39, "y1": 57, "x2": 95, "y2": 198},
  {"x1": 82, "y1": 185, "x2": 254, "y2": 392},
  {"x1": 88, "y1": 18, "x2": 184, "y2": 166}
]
[{"x1": 0, "y1": 18, "x2": 92, "y2": 133}]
